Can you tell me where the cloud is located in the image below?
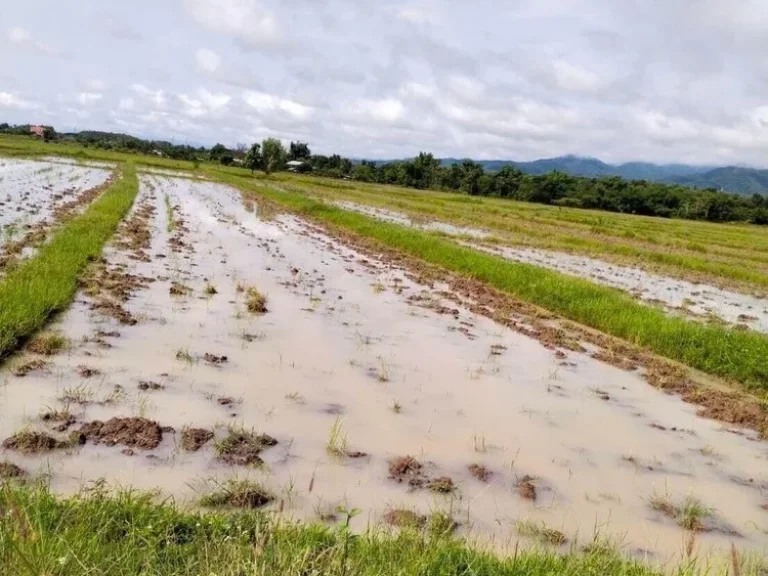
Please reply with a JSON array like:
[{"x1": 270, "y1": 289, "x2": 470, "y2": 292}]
[
  {"x1": 185, "y1": 0, "x2": 279, "y2": 48},
  {"x1": 196, "y1": 48, "x2": 221, "y2": 73},
  {"x1": 8, "y1": 27, "x2": 30, "y2": 44},
  {"x1": 77, "y1": 92, "x2": 104, "y2": 106},
  {"x1": 0, "y1": 92, "x2": 37, "y2": 110},
  {"x1": 243, "y1": 90, "x2": 312, "y2": 119},
  {"x1": 4, "y1": 0, "x2": 768, "y2": 165}
]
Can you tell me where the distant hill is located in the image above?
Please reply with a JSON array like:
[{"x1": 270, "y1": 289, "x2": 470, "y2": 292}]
[{"x1": 437, "y1": 155, "x2": 767, "y2": 195}]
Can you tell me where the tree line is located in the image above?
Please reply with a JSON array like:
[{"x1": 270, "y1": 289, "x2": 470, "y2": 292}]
[{"x1": 2, "y1": 121, "x2": 766, "y2": 225}]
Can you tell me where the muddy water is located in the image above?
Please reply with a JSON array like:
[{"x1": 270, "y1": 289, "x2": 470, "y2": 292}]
[
  {"x1": 2, "y1": 176, "x2": 768, "y2": 565},
  {"x1": 332, "y1": 200, "x2": 768, "y2": 333},
  {"x1": 0, "y1": 157, "x2": 111, "y2": 247}
]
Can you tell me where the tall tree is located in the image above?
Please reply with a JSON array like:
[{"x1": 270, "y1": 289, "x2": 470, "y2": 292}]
[
  {"x1": 459, "y1": 160, "x2": 484, "y2": 196},
  {"x1": 289, "y1": 141, "x2": 311, "y2": 161},
  {"x1": 261, "y1": 138, "x2": 287, "y2": 175},
  {"x1": 244, "y1": 143, "x2": 262, "y2": 173}
]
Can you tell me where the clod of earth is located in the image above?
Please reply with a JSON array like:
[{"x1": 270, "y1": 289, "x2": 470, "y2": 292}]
[
  {"x1": 77, "y1": 365, "x2": 100, "y2": 378},
  {"x1": 12, "y1": 359, "x2": 48, "y2": 377},
  {"x1": 427, "y1": 476, "x2": 456, "y2": 494},
  {"x1": 169, "y1": 282, "x2": 192, "y2": 296},
  {"x1": 204, "y1": 353, "x2": 228, "y2": 365},
  {"x1": 468, "y1": 463, "x2": 492, "y2": 482},
  {"x1": 182, "y1": 428, "x2": 214, "y2": 452},
  {"x1": 77, "y1": 417, "x2": 163, "y2": 450},
  {"x1": 388, "y1": 456, "x2": 427, "y2": 488},
  {"x1": 217, "y1": 396, "x2": 235, "y2": 406},
  {"x1": 0, "y1": 461, "x2": 26, "y2": 479},
  {"x1": 27, "y1": 333, "x2": 68, "y2": 356},
  {"x1": 2, "y1": 431, "x2": 70, "y2": 455},
  {"x1": 41, "y1": 410, "x2": 76, "y2": 432},
  {"x1": 517, "y1": 475, "x2": 538, "y2": 501},
  {"x1": 138, "y1": 380, "x2": 164, "y2": 391},
  {"x1": 384, "y1": 509, "x2": 426, "y2": 529},
  {"x1": 200, "y1": 480, "x2": 273, "y2": 509},
  {"x1": 215, "y1": 429, "x2": 277, "y2": 466}
]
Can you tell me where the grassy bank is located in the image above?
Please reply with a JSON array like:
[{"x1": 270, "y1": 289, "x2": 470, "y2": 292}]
[
  {"x1": 0, "y1": 164, "x2": 139, "y2": 357},
  {"x1": 218, "y1": 172, "x2": 768, "y2": 390},
  {"x1": 267, "y1": 172, "x2": 768, "y2": 294},
  {"x1": 0, "y1": 483, "x2": 700, "y2": 576}
]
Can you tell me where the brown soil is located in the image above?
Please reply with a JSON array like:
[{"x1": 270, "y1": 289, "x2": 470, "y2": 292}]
[
  {"x1": 182, "y1": 428, "x2": 214, "y2": 451},
  {"x1": 138, "y1": 380, "x2": 164, "y2": 391},
  {"x1": 517, "y1": 475, "x2": 537, "y2": 500},
  {"x1": 12, "y1": 359, "x2": 48, "y2": 377},
  {"x1": 2, "y1": 431, "x2": 70, "y2": 454},
  {"x1": 77, "y1": 365, "x2": 100, "y2": 378},
  {"x1": 468, "y1": 463, "x2": 492, "y2": 482},
  {"x1": 216, "y1": 430, "x2": 277, "y2": 466},
  {"x1": 77, "y1": 417, "x2": 163, "y2": 450},
  {"x1": 204, "y1": 353, "x2": 228, "y2": 365},
  {"x1": 427, "y1": 476, "x2": 456, "y2": 494},
  {"x1": 0, "y1": 461, "x2": 26, "y2": 479},
  {"x1": 388, "y1": 455, "x2": 427, "y2": 488},
  {"x1": 383, "y1": 509, "x2": 426, "y2": 529},
  {"x1": 41, "y1": 410, "x2": 77, "y2": 432}
]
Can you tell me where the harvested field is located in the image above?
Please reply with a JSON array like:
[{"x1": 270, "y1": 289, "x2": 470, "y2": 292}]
[
  {"x1": 0, "y1": 157, "x2": 113, "y2": 273},
  {"x1": 3, "y1": 172, "x2": 768, "y2": 565}
]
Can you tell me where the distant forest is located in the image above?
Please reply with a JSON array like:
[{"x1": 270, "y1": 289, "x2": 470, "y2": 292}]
[{"x1": 2, "y1": 123, "x2": 767, "y2": 225}]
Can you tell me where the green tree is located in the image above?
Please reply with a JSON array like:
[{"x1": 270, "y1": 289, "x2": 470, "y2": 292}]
[
  {"x1": 459, "y1": 160, "x2": 484, "y2": 195},
  {"x1": 261, "y1": 138, "x2": 287, "y2": 175},
  {"x1": 289, "y1": 141, "x2": 311, "y2": 161},
  {"x1": 42, "y1": 126, "x2": 57, "y2": 142},
  {"x1": 244, "y1": 143, "x2": 262, "y2": 173}
]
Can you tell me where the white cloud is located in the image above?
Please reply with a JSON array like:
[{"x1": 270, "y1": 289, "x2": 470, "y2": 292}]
[
  {"x1": 397, "y1": 6, "x2": 430, "y2": 24},
  {"x1": 553, "y1": 60, "x2": 601, "y2": 93},
  {"x1": 0, "y1": 92, "x2": 36, "y2": 110},
  {"x1": 77, "y1": 92, "x2": 103, "y2": 106},
  {"x1": 243, "y1": 90, "x2": 312, "y2": 119},
  {"x1": 355, "y1": 98, "x2": 406, "y2": 123},
  {"x1": 199, "y1": 89, "x2": 230, "y2": 110},
  {"x1": 86, "y1": 79, "x2": 106, "y2": 91},
  {"x1": 8, "y1": 27, "x2": 30, "y2": 43},
  {"x1": 178, "y1": 89, "x2": 231, "y2": 117},
  {"x1": 132, "y1": 84, "x2": 166, "y2": 107},
  {"x1": 196, "y1": 48, "x2": 221, "y2": 73},
  {"x1": 185, "y1": 0, "x2": 279, "y2": 47},
  {"x1": 119, "y1": 97, "x2": 135, "y2": 111}
]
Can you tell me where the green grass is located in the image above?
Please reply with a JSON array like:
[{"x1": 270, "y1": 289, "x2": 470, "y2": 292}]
[
  {"x1": 219, "y1": 172, "x2": 768, "y2": 390},
  {"x1": 0, "y1": 483, "x2": 713, "y2": 576},
  {"x1": 0, "y1": 164, "x2": 139, "y2": 358}
]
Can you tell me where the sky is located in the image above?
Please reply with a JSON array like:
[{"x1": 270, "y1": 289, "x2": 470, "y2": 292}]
[{"x1": 2, "y1": 0, "x2": 768, "y2": 166}]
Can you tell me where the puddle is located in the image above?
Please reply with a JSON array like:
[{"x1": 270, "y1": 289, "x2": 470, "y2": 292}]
[
  {"x1": 2, "y1": 176, "x2": 768, "y2": 563},
  {"x1": 331, "y1": 200, "x2": 768, "y2": 333}
]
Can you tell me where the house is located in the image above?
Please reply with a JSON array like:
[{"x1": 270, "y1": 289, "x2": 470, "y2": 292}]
[
  {"x1": 287, "y1": 160, "x2": 308, "y2": 172},
  {"x1": 29, "y1": 125, "x2": 45, "y2": 138}
]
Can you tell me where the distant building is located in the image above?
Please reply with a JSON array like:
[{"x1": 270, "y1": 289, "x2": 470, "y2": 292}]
[
  {"x1": 29, "y1": 125, "x2": 45, "y2": 138},
  {"x1": 287, "y1": 160, "x2": 308, "y2": 172}
]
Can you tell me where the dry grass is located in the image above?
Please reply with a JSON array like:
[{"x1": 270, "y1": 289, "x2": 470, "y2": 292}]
[{"x1": 245, "y1": 287, "x2": 268, "y2": 314}]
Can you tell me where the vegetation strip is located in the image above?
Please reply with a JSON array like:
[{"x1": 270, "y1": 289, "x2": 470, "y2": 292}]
[
  {"x1": 0, "y1": 164, "x2": 138, "y2": 358},
  {"x1": 0, "y1": 484, "x2": 686, "y2": 576},
  {"x1": 219, "y1": 172, "x2": 768, "y2": 390}
]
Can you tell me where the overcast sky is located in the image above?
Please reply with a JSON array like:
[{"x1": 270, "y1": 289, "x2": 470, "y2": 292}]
[{"x1": 2, "y1": 0, "x2": 768, "y2": 165}]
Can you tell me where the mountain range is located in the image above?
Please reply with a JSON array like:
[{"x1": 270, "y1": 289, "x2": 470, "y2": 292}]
[{"x1": 438, "y1": 155, "x2": 768, "y2": 196}]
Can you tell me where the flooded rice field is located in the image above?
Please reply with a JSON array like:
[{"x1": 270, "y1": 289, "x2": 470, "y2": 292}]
[
  {"x1": 332, "y1": 200, "x2": 768, "y2": 333},
  {"x1": 2, "y1": 176, "x2": 768, "y2": 563},
  {"x1": 0, "y1": 157, "x2": 113, "y2": 269}
]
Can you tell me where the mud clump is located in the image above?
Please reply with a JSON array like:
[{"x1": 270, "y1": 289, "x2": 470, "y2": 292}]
[
  {"x1": 427, "y1": 476, "x2": 456, "y2": 494},
  {"x1": 77, "y1": 365, "x2": 100, "y2": 379},
  {"x1": 169, "y1": 282, "x2": 192, "y2": 296},
  {"x1": 2, "y1": 431, "x2": 70, "y2": 455},
  {"x1": 41, "y1": 410, "x2": 76, "y2": 432},
  {"x1": 78, "y1": 417, "x2": 163, "y2": 450},
  {"x1": 138, "y1": 380, "x2": 164, "y2": 391},
  {"x1": 215, "y1": 429, "x2": 277, "y2": 466},
  {"x1": 388, "y1": 456, "x2": 427, "y2": 488},
  {"x1": 204, "y1": 353, "x2": 228, "y2": 365},
  {"x1": 0, "y1": 461, "x2": 26, "y2": 479},
  {"x1": 468, "y1": 463, "x2": 492, "y2": 482},
  {"x1": 384, "y1": 509, "x2": 426, "y2": 529},
  {"x1": 12, "y1": 359, "x2": 48, "y2": 377},
  {"x1": 517, "y1": 475, "x2": 538, "y2": 501},
  {"x1": 200, "y1": 480, "x2": 273, "y2": 509},
  {"x1": 182, "y1": 428, "x2": 214, "y2": 452}
]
